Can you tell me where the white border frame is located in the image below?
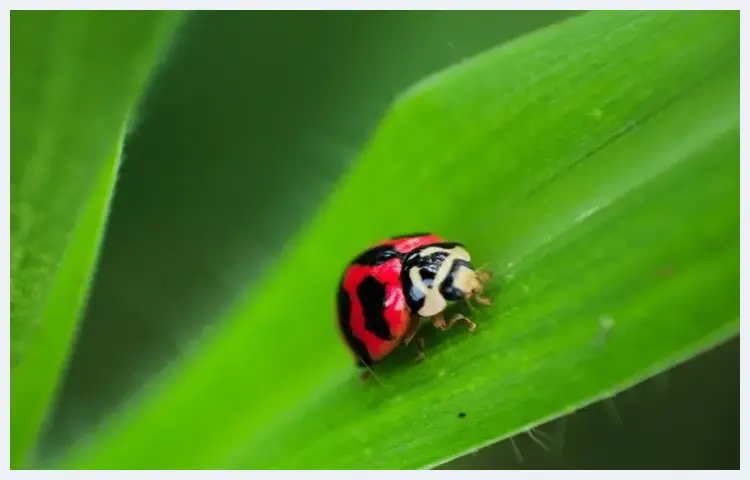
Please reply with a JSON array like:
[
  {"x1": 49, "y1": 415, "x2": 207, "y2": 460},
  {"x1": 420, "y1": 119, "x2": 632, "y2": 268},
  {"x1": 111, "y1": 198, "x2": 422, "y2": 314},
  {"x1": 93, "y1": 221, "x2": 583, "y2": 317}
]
[{"x1": 4, "y1": 3, "x2": 744, "y2": 475}]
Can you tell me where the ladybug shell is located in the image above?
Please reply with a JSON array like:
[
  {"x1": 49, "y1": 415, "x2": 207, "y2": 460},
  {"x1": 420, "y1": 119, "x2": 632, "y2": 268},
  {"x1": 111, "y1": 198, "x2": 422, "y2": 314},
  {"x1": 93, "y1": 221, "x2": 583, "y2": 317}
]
[{"x1": 337, "y1": 233, "x2": 444, "y2": 366}]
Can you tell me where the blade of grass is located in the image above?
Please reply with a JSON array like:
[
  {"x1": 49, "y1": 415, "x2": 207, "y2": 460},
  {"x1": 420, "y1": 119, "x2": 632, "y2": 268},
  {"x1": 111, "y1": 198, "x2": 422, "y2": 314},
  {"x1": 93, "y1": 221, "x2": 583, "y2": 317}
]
[
  {"x1": 10, "y1": 11, "x2": 183, "y2": 468},
  {"x1": 245, "y1": 71, "x2": 740, "y2": 469},
  {"x1": 55, "y1": 11, "x2": 738, "y2": 469},
  {"x1": 41, "y1": 14, "x2": 580, "y2": 456}
]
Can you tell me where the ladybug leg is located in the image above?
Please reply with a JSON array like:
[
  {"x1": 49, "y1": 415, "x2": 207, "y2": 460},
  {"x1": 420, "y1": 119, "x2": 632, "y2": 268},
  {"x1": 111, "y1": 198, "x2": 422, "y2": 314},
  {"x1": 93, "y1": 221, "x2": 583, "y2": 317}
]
[
  {"x1": 413, "y1": 337, "x2": 426, "y2": 363},
  {"x1": 432, "y1": 312, "x2": 477, "y2": 333},
  {"x1": 403, "y1": 316, "x2": 424, "y2": 346},
  {"x1": 432, "y1": 313, "x2": 477, "y2": 333},
  {"x1": 474, "y1": 295, "x2": 492, "y2": 307},
  {"x1": 431, "y1": 313, "x2": 447, "y2": 330},
  {"x1": 433, "y1": 313, "x2": 477, "y2": 334},
  {"x1": 447, "y1": 313, "x2": 478, "y2": 333}
]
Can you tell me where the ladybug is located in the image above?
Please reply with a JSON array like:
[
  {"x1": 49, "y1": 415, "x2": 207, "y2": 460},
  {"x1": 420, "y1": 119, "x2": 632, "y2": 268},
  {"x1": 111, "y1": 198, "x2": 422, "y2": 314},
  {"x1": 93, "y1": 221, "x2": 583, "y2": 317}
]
[{"x1": 336, "y1": 233, "x2": 493, "y2": 377}]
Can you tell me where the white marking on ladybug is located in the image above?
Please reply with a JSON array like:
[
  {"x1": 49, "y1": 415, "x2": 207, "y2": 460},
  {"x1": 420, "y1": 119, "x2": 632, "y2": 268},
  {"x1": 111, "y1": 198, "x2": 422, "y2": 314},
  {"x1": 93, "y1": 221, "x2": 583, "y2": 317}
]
[{"x1": 408, "y1": 245, "x2": 483, "y2": 317}]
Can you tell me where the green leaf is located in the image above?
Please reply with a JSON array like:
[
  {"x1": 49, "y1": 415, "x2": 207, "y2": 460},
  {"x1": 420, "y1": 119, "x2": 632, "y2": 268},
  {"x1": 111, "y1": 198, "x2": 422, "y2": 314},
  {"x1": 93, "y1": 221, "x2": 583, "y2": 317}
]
[
  {"x1": 56, "y1": 10, "x2": 738, "y2": 469},
  {"x1": 42, "y1": 14, "x2": 579, "y2": 450},
  {"x1": 10, "y1": 11, "x2": 183, "y2": 469}
]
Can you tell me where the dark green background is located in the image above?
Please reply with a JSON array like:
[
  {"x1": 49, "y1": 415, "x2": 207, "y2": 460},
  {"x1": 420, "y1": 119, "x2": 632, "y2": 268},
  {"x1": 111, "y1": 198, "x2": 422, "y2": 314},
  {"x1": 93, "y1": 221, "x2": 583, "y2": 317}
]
[{"x1": 40, "y1": 11, "x2": 738, "y2": 469}]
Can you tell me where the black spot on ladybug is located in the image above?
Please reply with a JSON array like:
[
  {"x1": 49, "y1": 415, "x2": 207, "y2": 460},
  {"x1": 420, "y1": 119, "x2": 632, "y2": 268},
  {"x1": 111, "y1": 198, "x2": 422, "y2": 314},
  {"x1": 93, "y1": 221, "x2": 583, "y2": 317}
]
[
  {"x1": 419, "y1": 265, "x2": 438, "y2": 282},
  {"x1": 425, "y1": 241, "x2": 465, "y2": 251},
  {"x1": 403, "y1": 243, "x2": 464, "y2": 278},
  {"x1": 352, "y1": 245, "x2": 400, "y2": 266},
  {"x1": 357, "y1": 276, "x2": 394, "y2": 341},
  {"x1": 337, "y1": 284, "x2": 372, "y2": 366},
  {"x1": 458, "y1": 412, "x2": 467, "y2": 418}
]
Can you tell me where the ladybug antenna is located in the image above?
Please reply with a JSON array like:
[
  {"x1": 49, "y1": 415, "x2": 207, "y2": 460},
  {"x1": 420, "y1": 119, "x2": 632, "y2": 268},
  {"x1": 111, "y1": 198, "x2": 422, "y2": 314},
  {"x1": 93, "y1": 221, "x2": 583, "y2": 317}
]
[{"x1": 475, "y1": 262, "x2": 493, "y2": 277}]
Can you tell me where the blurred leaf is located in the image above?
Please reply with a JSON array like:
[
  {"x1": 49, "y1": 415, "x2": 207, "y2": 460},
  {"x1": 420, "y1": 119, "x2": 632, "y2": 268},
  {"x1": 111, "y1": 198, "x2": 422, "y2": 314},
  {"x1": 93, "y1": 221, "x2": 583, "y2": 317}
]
[
  {"x1": 43, "y1": 12, "x2": 578, "y2": 454},
  {"x1": 57, "y1": 10, "x2": 738, "y2": 469},
  {"x1": 10, "y1": 11, "x2": 182, "y2": 468}
]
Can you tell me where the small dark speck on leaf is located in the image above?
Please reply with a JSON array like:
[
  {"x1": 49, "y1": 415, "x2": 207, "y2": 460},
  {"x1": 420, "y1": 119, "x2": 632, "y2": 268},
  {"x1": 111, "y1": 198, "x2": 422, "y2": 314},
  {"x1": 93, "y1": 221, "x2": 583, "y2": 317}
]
[
  {"x1": 657, "y1": 266, "x2": 675, "y2": 278},
  {"x1": 458, "y1": 412, "x2": 467, "y2": 418}
]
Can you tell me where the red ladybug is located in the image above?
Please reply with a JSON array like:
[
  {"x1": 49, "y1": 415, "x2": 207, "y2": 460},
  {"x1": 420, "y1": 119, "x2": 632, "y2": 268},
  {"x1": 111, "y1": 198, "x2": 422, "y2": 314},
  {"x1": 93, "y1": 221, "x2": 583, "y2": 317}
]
[{"x1": 336, "y1": 233, "x2": 493, "y2": 378}]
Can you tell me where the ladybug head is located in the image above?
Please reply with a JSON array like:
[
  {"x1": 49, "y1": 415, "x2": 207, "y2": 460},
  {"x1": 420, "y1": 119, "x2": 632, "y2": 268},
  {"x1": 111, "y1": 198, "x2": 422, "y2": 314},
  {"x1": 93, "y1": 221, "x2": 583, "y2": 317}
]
[
  {"x1": 449, "y1": 260, "x2": 486, "y2": 299},
  {"x1": 403, "y1": 244, "x2": 492, "y2": 317},
  {"x1": 439, "y1": 250, "x2": 493, "y2": 305}
]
